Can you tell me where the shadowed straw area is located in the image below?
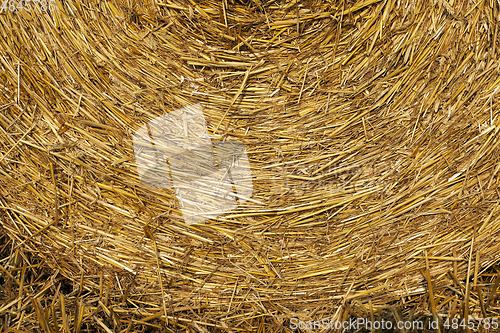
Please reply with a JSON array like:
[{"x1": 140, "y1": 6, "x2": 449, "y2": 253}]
[{"x1": 1, "y1": 0, "x2": 500, "y2": 331}]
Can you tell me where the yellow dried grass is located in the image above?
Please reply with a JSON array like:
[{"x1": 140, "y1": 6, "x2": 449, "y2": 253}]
[{"x1": 1, "y1": 0, "x2": 500, "y2": 331}]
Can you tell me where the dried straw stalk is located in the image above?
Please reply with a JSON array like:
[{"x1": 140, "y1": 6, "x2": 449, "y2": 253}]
[{"x1": 1, "y1": 0, "x2": 500, "y2": 331}]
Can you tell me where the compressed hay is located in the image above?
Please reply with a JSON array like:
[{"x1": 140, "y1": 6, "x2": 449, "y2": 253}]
[{"x1": 1, "y1": 0, "x2": 500, "y2": 331}]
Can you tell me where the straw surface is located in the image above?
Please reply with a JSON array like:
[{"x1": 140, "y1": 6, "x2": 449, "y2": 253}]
[{"x1": 1, "y1": 0, "x2": 500, "y2": 331}]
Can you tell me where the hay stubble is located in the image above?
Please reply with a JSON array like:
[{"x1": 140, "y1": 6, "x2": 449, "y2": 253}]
[{"x1": 1, "y1": 0, "x2": 500, "y2": 331}]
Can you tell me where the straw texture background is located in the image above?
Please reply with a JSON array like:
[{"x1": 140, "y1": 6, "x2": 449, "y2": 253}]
[{"x1": 1, "y1": 0, "x2": 500, "y2": 331}]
